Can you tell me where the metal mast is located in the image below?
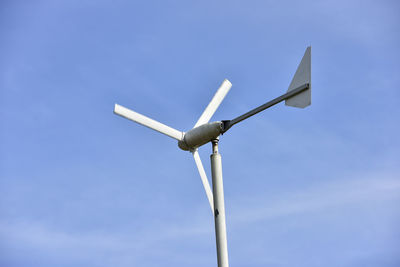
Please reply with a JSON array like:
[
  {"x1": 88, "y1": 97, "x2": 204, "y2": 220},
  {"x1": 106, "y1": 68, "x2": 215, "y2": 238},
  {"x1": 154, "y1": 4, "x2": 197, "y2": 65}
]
[{"x1": 210, "y1": 138, "x2": 229, "y2": 267}]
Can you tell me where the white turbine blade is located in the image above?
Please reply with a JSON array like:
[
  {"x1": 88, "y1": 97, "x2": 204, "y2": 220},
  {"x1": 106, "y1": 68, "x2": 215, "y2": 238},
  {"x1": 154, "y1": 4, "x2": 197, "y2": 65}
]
[
  {"x1": 114, "y1": 104, "x2": 184, "y2": 141},
  {"x1": 194, "y1": 79, "x2": 232, "y2": 128},
  {"x1": 192, "y1": 149, "x2": 214, "y2": 213}
]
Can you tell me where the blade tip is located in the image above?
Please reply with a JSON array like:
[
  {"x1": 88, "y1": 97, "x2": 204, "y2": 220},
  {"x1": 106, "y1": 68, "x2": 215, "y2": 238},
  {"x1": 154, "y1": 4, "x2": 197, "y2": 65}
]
[
  {"x1": 114, "y1": 103, "x2": 125, "y2": 115},
  {"x1": 223, "y1": 79, "x2": 232, "y2": 87}
]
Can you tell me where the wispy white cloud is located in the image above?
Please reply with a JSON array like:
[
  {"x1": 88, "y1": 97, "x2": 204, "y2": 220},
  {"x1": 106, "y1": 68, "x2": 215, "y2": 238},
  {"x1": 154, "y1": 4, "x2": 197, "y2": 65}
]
[
  {"x1": 0, "y1": 206, "x2": 214, "y2": 266},
  {"x1": 2, "y1": 171, "x2": 397, "y2": 264},
  {"x1": 228, "y1": 171, "x2": 400, "y2": 226},
  {"x1": 0, "y1": 221, "x2": 130, "y2": 265}
]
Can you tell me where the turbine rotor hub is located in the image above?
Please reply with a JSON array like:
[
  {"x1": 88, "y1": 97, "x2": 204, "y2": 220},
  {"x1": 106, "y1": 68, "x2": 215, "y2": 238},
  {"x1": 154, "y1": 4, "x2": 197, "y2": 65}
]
[{"x1": 178, "y1": 121, "x2": 223, "y2": 151}]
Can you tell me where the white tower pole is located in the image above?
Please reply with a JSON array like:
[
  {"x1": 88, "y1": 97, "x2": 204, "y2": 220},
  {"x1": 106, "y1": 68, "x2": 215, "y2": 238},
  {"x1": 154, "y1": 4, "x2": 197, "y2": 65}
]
[{"x1": 210, "y1": 138, "x2": 229, "y2": 267}]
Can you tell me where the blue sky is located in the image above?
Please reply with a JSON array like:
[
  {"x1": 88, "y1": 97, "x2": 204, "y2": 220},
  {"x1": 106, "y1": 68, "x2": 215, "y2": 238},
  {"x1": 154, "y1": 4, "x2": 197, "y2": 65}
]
[{"x1": 1, "y1": 0, "x2": 399, "y2": 266}]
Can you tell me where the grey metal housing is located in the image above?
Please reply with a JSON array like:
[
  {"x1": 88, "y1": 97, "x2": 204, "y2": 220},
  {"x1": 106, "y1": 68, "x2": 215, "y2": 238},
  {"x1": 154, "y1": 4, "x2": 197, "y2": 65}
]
[{"x1": 178, "y1": 121, "x2": 223, "y2": 151}]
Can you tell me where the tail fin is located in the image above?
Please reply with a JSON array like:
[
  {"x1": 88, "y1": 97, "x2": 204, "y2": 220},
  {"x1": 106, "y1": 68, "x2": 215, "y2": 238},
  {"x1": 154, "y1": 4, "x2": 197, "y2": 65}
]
[{"x1": 285, "y1": 46, "x2": 311, "y2": 108}]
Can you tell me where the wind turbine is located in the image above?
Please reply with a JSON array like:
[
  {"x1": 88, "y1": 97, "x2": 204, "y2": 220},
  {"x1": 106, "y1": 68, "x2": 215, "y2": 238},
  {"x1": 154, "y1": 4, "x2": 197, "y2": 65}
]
[{"x1": 114, "y1": 46, "x2": 311, "y2": 267}]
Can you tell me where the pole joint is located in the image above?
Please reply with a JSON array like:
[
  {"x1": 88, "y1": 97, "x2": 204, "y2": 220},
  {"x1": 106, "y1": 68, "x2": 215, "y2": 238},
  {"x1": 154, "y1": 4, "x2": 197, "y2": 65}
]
[{"x1": 211, "y1": 138, "x2": 219, "y2": 154}]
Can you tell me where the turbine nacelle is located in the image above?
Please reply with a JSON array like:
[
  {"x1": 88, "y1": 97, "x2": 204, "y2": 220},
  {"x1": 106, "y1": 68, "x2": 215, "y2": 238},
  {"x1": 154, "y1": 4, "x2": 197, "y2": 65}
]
[{"x1": 178, "y1": 121, "x2": 223, "y2": 151}]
